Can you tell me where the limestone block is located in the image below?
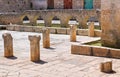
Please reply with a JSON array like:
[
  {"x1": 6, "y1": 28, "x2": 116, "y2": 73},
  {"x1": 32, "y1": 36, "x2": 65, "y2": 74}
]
[
  {"x1": 14, "y1": 26, "x2": 21, "y2": 31},
  {"x1": 88, "y1": 22, "x2": 95, "y2": 37},
  {"x1": 77, "y1": 29, "x2": 88, "y2": 36},
  {"x1": 6, "y1": 25, "x2": 15, "y2": 31},
  {"x1": 42, "y1": 28, "x2": 50, "y2": 48},
  {"x1": 92, "y1": 47, "x2": 109, "y2": 57},
  {"x1": 100, "y1": 60, "x2": 113, "y2": 73},
  {"x1": 66, "y1": 28, "x2": 70, "y2": 35},
  {"x1": 2, "y1": 33, "x2": 13, "y2": 57},
  {"x1": 70, "y1": 25, "x2": 77, "y2": 42},
  {"x1": 110, "y1": 49, "x2": 120, "y2": 59},
  {"x1": 94, "y1": 30, "x2": 101, "y2": 37},
  {"x1": 56, "y1": 28, "x2": 67, "y2": 34},
  {"x1": 71, "y1": 45, "x2": 91, "y2": 55},
  {"x1": 34, "y1": 27, "x2": 42, "y2": 33},
  {"x1": 71, "y1": 45, "x2": 80, "y2": 54},
  {"x1": 22, "y1": 26, "x2": 34, "y2": 32},
  {"x1": 29, "y1": 35, "x2": 41, "y2": 62},
  {"x1": 47, "y1": 27, "x2": 57, "y2": 34}
]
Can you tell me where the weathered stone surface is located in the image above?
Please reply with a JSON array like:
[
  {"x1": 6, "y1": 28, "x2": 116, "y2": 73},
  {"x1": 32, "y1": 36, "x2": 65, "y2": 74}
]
[
  {"x1": 101, "y1": 0, "x2": 120, "y2": 48},
  {"x1": 42, "y1": 28, "x2": 50, "y2": 48},
  {"x1": 47, "y1": 27, "x2": 57, "y2": 34},
  {"x1": 29, "y1": 35, "x2": 41, "y2": 62},
  {"x1": 6, "y1": 25, "x2": 15, "y2": 31},
  {"x1": 92, "y1": 47, "x2": 109, "y2": 57},
  {"x1": 70, "y1": 25, "x2": 77, "y2": 42},
  {"x1": 77, "y1": 29, "x2": 88, "y2": 36},
  {"x1": 2, "y1": 33, "x2": 13, "y2": 57},
  {"x1": 71, "y1": 45, "x2": 91, "y2": 55},
  {"x1": 56, "y1": 28, "x2": 67, "y2": 34},
  {"x1": 88, "y1": 22, "x2": 95, "y2": 37},
  {"x1": 94, "y1": 30, "x2": 101, "y2": 37},
  {"x1": 110, "y1": 49, "x2": 120, "y2": 59},
  {"x1": 34, "y1": 27, "x2": 42, "y2": 33},
  {"x1": 100, "y1": 60, "x2": 113, "y2": 73}
]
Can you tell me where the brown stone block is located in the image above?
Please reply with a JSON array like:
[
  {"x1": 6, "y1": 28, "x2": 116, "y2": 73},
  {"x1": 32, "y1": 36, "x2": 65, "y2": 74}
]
[
  {"x1": 56, "y1": 28, "x2": 67, "y2": 34},
  {"x1": 14, "y1": 26, "x2": 21, "y2": 31},
  {"x1": 71, "y1": 45, "x2": 91, "y2": 55},
  {"x1": 77, "y1": 29, "x2": 88, "y2": 36},
  {"x1": 110, "y1": 49, "x2": 120, "y2": 59},
  {"x1": 92, "y1": 47, "x2": 109, "y2": 57},
  {"x1": 47, "y1": 27, "x2": 57, "y2": 34},
  {"x1": 34, "y1": 27, "x2": 42, "y2": 33},
  {"x1": 94, "y1": 30, "x2": 101, "y2": 37},
  {"x1": 100, "y1": 60, "x2": 113, "y2": 73},
  {"x1": 22, "y1": 26, "x2": 34, "y2": 32},
  {"x1": 66, "y1": 28, "x2": 70, "y2": 35},
  {"x1": 71, "y1": 45, "x2": 80, "y2": 54}
]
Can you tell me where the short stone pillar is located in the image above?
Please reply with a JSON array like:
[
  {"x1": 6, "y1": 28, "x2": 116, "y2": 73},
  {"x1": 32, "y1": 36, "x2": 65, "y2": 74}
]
[
  {"x1": 2, "y1": 33, "x2": 13, "y2": 57},
  {"x1": 29, "y1": 35, "x2": 41, "y2": 62},
  {"x1": 100, "y1": 60, "x2": 113, "y2": 73},
  {"x1": 88, "y1": 22, "x2": 95, "y2": 37},
  {"x1": 42, "y1": 28, "x2": 50, "y2": 48},
  {"x1": 70, "y1": 25, "x2": 77, "y2": 42}
]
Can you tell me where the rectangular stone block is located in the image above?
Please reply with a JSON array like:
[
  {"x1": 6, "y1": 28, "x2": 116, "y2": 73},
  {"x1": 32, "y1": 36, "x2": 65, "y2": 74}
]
[
  {"x1": 23, "y1": 26, "x2": 34, "y2": 32},
  {"x1": 71, "y1": 45, "x2": 91, "y2": 55},
  {"x1": 6, "y1": 25, "x2": 15, "y2": 31},
  {"x1": 77, "y1": 29, "x2": 88, "y2": 36},
  {"x1": 56, "y1": 28, "x2": 67, "y2": 34},
  {"x1": 92, "y1": 47, "x2": 109, "y2": 57},
  {"x1": 34, "y1": 27, "x2": 42, "y2": 33},
  {"x1": 66, "y1": 28, "x2": 70, "y2": 35},
  {"x1": 47, "y1": 27, "x2": 57, "y2": 34},
  {"x1": 94, "y1": 30, "x2": 101, "y2": 37},
  {"x1": 110, "y1": 49, "x2": 120, "y2": 59},
  {"x1": 14, "y1": 26, "x2": 21, "y2": 31}
]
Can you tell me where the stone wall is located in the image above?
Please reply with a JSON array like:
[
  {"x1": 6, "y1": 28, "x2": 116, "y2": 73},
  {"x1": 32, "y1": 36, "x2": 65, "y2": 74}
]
[
  {"x1": 0, "y1": 0, "x2": 30, "y2": 12},
  {"x1": 5, "y1": 25, "x2": 101, "y2": 37},
  {"x1": 101, "y1": 0, "x2": 120, "y2": 48},
  {"x1": 71, "y1": 44, "x2": 120, "y2": 59},
  {"x1": 0, "y1": 0, "x2": 101, "y2": 13},
  {"x1": 0, "y1": 10, "x2": 100, "y2": 28}
]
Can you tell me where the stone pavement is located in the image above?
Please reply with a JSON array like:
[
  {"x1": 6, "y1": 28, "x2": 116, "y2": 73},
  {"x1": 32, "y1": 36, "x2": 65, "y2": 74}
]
[{"x1": 0, "y1": 30, "x2": 120, "y2": 77}]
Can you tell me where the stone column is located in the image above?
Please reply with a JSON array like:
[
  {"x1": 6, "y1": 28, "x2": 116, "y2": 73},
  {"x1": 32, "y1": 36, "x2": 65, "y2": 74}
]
[
  {"x1": 29, "y1": 35, "x2": 41, "y2": 62},
  {"x1": 42, "y1": 28, "x2": 50, "y2": 48},
  {"x1": 100, "y1": 61, "x2": 113, "y2": 73},
  {"x1": 88, "y1": 22, "x2": 95, "y2": 37},
  {"x1": 70, "y1": 25, "x2": 77, "y2": 42},
  {"x1": 2, "y1": 33, "x2": 13, "y2": 57}
]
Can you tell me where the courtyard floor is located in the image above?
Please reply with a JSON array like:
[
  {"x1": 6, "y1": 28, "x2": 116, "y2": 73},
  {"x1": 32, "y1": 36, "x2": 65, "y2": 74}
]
[{"x1": 0, "y1": 30, "x2": 120, "y2": 77}]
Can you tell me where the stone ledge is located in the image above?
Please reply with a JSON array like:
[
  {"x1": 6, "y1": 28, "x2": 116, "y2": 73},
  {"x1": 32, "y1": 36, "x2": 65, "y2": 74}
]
[
  {"x1": 71, "y1": 44, "x2": 120, "y2": 59},
  {"x1": 6, "y1": 25, "x2": 101, "y2": 37}
]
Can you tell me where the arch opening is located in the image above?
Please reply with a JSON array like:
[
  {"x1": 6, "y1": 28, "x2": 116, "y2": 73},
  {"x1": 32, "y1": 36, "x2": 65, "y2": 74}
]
[
  {"x1": 36, "y1": 16, "x2": 45, "y2": 26},
  {"x1": 23, "y1": 16, "x2": 30, "y2": 24},
  {"x1": 51, "y1": 16, "x2": 61, "y2": 27}
]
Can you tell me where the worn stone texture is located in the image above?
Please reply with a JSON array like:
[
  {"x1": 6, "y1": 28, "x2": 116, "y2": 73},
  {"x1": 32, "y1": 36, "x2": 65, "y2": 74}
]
[
  {"x1": 2, "y1": 33, "x2": 13, "y2": 57},
  {"x1": 101, "y1": 0, "x2": 120, "y2": 48},
  {"x1": 56, "y1": 28, "x2": 67, "y2": 34},
  {"x1": 92, "y1": 47, "x2": 109, "y2": 57},
  {"x1": 100, "y1": 61, "x2": 113, "y2": 73},
  {"x1": 29, "y1": 35, "x2": 41, "y2": 62},
  {"x1": 42, "y1": 28, "x2": 50, "y2": 48},
  {"x1": 71, "y1": 45, "x2": 91, "y2": 55},
  {"x1": 110, "y1": 49, "x2": 120, "y2": 59},
  {"x1": 70, "y1": 25, "x2": 77, "y2": 42},
  {"x1": 88, "y1": 22, "x2": 95, "y2": 37}
]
